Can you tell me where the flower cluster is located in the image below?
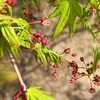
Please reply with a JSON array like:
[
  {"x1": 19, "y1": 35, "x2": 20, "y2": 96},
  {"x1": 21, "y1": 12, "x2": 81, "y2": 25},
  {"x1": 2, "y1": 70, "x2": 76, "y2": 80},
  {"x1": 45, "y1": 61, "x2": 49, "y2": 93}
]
[
  {"x1": 0, "y1": 0, "x2": 15, "y2": 14},
  {"x1": 52, "y1": 64, "x2": 59, "y2": 79},
  {"x1": 63, "y1": 48, "x2": 100, "y2": 94},
  {"x1": 41, "y1": 16, "x2": 50, "y2": 26},
  {"x1": 93, "y1": 75, "x2": 100, "y2": 86},
  {"x1": 30, "y1": 32, "x2": 49, "y2": 48}
]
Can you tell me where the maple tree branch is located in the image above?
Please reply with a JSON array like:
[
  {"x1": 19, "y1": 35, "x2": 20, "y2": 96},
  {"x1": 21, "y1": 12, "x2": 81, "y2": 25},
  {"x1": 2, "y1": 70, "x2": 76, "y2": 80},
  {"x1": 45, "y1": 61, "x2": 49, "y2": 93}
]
[{"x1": 8, "y1": 50, "x2": 26, "y2": 91}]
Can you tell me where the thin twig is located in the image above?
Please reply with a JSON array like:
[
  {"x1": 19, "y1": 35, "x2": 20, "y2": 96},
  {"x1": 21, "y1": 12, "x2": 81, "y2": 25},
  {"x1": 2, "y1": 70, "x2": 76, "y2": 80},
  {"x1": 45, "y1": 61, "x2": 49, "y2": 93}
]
[
  {"x1": 7, "y1": 50, "x2": 26, "y2": 91},
  {"x1": 29, "y1": 21, "x2": 41, "y2": 24}
]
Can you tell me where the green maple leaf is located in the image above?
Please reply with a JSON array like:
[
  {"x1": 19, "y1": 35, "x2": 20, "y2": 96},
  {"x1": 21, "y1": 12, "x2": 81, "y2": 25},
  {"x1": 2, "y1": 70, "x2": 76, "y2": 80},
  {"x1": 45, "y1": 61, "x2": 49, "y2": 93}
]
[
  {"x1": 48, "y1": 0, "x2": 83, "y2": 40},
  {"x1": 33, "y1": 43, "x2": 61, "y2": 66},
  {"x1": 26, "y1": 86, "x2": 55, "y2": 100}
]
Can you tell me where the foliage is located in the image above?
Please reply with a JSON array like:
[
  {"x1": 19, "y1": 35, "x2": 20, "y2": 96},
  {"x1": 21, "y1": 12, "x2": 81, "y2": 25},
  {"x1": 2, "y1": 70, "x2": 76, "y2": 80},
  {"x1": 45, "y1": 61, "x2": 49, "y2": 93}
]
[
  {"x1": 33, "y1": 43, "x2": 61, "y2": 66},
  {"x1": 1, "y1": 0, "x2": 100, "y2": 99},
  {"x1": 48, "y1": 0, "x2": 83, "y2": 40},
  {"x1": 26, "y1": 86, "x2": 55, "y2": 100}
]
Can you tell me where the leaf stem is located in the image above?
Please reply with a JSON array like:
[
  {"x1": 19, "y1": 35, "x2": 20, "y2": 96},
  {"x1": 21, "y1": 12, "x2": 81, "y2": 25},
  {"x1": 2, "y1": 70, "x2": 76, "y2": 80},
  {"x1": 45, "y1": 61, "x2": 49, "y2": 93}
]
[{"x1": 7, "y1": 50, "x2": 26, "y2": 91}]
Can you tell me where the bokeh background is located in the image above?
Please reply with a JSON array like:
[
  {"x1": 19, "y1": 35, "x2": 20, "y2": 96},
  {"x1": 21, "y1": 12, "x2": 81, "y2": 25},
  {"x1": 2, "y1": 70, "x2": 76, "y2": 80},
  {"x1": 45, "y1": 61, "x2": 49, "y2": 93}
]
[{"x1": 0, "y1": 0, "x2": 100, "y2": 100}]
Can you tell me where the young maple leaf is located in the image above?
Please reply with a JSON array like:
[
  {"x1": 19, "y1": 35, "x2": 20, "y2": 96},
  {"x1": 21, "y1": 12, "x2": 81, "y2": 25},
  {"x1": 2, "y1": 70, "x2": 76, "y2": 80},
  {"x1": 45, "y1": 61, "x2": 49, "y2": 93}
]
[
  {"x1": 26, "y1": 86, "x2": 55, "y2": 100},
  {"x1": 48, "y1": 0, "x2": 83, "y2": 40}
]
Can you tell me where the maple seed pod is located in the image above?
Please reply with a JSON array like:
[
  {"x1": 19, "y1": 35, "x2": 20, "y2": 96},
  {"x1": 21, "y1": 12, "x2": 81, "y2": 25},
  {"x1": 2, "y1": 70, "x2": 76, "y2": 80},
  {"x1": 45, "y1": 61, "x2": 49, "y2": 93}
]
[{"x1": 41, "y1": 38, "x2": 49, "y2": 45}]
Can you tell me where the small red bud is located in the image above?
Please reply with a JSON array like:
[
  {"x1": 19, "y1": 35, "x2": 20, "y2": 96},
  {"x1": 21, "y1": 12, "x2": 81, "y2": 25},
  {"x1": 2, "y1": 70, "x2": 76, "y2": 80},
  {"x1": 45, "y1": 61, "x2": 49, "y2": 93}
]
[
  {"x1": 52, "y1": 71, "x2": 58, "y2": 79},
  {"x1": 53, "y1": 64, "x2": 59, "y2": 68},
  {"x1": 24, "y1": 10, "x2": 28, "y2": 16},
  {"x1": 80, "y1": 57, "x2": 84, "y2": 62},
  {"x1": 1, "y1": 10, "x2": 7, "y2": 14},
  {"x1": 41, "y1": 38, "x2": 49, "y2": 45},
  {"x1": 2, "y1": 5, "x2": 7, "y2": 9},
  {"x1": 87, "y1": 63, "x2": 89, "y2": 66},
  {"x1": 70, "y1": 77, "x2": 76, "y2": 84},
  {"x1": 90, "y1": 61, "x2": 94, "y2": 65},
  {"x1": 71, "y1": 53, "x2": 76, "y2": 57},
  {"x1": 7, "y1": 0, "x2": 15, "y2": 6},
  {"x1": 88, "y1": 88, "x2": 96, "y2": 94},
  {"x1": 41, "y1": 16, "x2": 46, "y2": 22}
]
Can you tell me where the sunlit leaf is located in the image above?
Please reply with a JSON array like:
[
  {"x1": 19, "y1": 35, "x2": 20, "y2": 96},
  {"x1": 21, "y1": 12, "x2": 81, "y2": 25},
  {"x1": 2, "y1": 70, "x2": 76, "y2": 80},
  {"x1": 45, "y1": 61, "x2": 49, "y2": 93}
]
[
  {"x1": 48, "y1": 0, "x2": 83, "y2": 40},
  {"x1": 0, "y1": 37, "x2": 9, "y2": 58},
  {"x1": 33, "y1": 43, "x2": 61, "y2": 66},
  {"x1": 26, "y1": 86, "x2": 55, "y2": 100},
  {"x1": 0, "y1": 14, "x2": 14, "y2": 20},
  {"x1": 14, "y1": 18, "x2": 30, "y2": 30},
  {"x1": 1, "y1": 21, "x2": 20, "y2": 47}
]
